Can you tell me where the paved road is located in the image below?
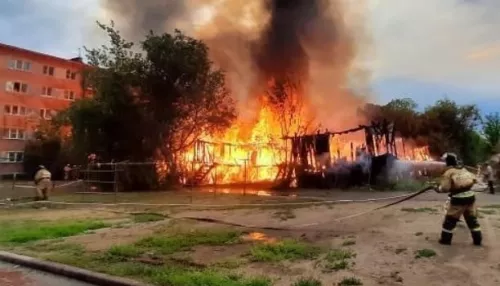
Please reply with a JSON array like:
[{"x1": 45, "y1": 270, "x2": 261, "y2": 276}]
[{"x1": 0, "y1": 261, "x2": 94, "y2": 286}]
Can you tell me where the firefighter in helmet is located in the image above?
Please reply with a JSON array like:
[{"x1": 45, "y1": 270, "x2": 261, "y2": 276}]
[
  {"x1": 34, "y1": 165, "x2": 52, "y2": 201},
  {"x1": 434, "y1": 153, "x2": 482, "y2": 245}
]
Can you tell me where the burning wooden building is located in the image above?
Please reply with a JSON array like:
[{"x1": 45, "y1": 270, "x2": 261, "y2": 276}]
[
  {"x1": 277, "y1": 119, "x2": 400, "y2": 189},
  {"x1": 180, "y1": 116, "x2": 431, "y2": 189}
]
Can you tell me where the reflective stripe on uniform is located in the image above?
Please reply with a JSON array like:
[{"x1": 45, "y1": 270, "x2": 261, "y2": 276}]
[
  {"x1": 471, "y1": 227, "x2": 481, "y2": 232},
  {"x1": 442, "y1": 228, "x2": 453, "y2": 233},
  {"x1": 451, "y1": 190, "x2": 475, "y2": 198}
]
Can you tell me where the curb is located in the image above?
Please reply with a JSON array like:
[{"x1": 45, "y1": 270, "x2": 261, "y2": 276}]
[{"x1": 0, "y1": 251, "x2": 148, "y2": 286}]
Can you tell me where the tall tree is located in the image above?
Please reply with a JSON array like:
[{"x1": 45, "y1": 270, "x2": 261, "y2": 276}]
[
  {"x1": 59, "y1": 22, "x2": 237, "y2": 184},
  {"x1": 482, "y1": 112, "x2": 500, "y2": 154},
  {"x1": 421, "y1": 99, "x2": 481, "y2": 164},
  {"x1": 381, "y1": 98, "x2": 421, "y2": 139},
  {"x1": 137, "y1": 29, "x2": 237, "y2": 180}
]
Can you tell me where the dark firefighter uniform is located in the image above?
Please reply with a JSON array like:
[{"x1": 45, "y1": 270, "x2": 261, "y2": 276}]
[{"x1": 435, "y1": 153, "x2": 482, "y2": 246}]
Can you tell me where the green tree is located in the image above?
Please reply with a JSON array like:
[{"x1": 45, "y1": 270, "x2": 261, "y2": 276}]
[
  {"x1": 136, "y1": 27, "x2": 236, "y2": 181},
  {"x1": 59, "y1": 22, "x2": 236, "y2": 185},
  {"x1": 360, "y1": 98, "x2": 422, "y2": 143},
  {"x1": 381, "y1": 98, "x2": 421, "y2": 139},
  {"x1": 421, "y1": 99, "x2": 481, "y2": 165},
  {"x1": 482, "y1": 112, "x2": 500, "y2": 154}
]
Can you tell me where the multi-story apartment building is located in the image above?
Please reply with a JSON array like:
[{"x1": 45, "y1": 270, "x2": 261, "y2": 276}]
[{"x1": 0, "y1": 43, "x2": 87, "y2": 174}]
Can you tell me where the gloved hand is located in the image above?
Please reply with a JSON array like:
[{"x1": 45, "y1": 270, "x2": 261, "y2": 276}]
[{"x1": 432, "y1": 183, "x2": 442, "y2": 193}]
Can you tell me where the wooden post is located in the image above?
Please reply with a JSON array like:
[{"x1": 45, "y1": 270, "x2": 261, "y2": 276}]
[
  {"x1": 214, "y1": 164, "x2": 217, "y2": 198},
  {"x1": 350, "y1": 142, "x2": 354, "y2": 162},
  {"x1": 402, "y1": 139, "x2": 407, "y2": 159},
  {"x1": 194, "y1": 140, "x2": 198, "y2": 163},
  {"x1": 113, "y1": 163, "x2": 118, "y2": 204},
  {"x1": 190, "y1": 160, "x2": 194, "y2": 204},
  {"x1": 243, "y1": 158, "x2": 248, "y2": 196}
]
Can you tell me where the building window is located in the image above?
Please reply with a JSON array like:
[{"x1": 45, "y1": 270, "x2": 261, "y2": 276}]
[
  {"x1": 3, "y1": 129, "x2": 25, "y2": 140},
  {"x1": 43, "y1": 65, "x2": 55, "y2": 76},
  {"x1": 64, "y1": 90, "x2": 75, "y2": 101},
  {"x1": 39, "y1": 108, "x2": 53, "y2": 120},
  {"x1": 42, "y1": 86, "x2": 53, "y2": 96},
  {"x1": 8, "y1": 60, "x2": 31, "y2": 71},
  {"x1": 66, "y1": 69, "x2": 77, "y2": 80},
  {"x1": 3, "y1": 105, "x2": 27, "y2": 116},
  {"x1": 5, "y1": 81, "x2": 28, "y2": 93},
  {"x1": 1, "y1": 151, "x2": 24, "y2": 163}
]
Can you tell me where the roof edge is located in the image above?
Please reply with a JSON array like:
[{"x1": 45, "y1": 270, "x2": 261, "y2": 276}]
[{"x1": 0, "y1": 42, "x2": 88, "y2": 67}]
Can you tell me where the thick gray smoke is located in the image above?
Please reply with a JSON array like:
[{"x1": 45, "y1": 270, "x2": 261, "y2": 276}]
[
  {"x1": 253, "y1": 0, "x2": 337, "y2": 82},
  {"x1": 102, "y1": 0, "x2": 191, "y2": 41},
  {"x1": 100, "y1": 0, "x2": 370, "y2": 129}
]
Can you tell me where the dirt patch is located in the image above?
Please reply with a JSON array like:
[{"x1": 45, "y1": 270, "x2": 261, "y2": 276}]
[{"x1": 188, "y1": 244, "x2": 251, "y2": 266}]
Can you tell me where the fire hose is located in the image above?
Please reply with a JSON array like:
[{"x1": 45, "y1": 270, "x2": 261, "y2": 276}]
[
  {"x1": 179, "y1": 185, "x2": 437, "y2": 231},
  {"x1": 180, "y1": 182, "x2": 495, "y2": 231}
]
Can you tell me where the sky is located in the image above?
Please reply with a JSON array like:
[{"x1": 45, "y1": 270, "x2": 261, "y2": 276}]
[{"x1": 1, "y1": 0, "x2": 499, "y2": 115}]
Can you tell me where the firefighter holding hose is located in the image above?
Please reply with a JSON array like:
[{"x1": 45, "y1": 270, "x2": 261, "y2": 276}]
[
  {"x1": 434, "y1": 153, "x2": 482, "y2": 246},
  {"x1": 34, "y1": 165, "x2": 52, "y2": 201}
]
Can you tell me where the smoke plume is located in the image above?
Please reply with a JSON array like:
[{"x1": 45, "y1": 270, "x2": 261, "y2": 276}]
[
  {"x1": 100, "y1": 0, "x2": 371, "y2": 129},
  {"x1": 102, "y1": 0, "x2": 191, "y2": 41}
]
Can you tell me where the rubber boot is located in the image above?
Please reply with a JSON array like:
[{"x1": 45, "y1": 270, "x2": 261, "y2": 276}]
[
  {"x1": 439, "y1": 232, "x2": 452, "y2": 245},
  {"x1": 471, "y1": 231, "x2": 482, "y2": 246}
]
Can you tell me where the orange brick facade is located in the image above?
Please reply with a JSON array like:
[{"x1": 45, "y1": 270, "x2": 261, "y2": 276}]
[{"x1": 0, "y1": 43, "x2": 87, "y2": 175}]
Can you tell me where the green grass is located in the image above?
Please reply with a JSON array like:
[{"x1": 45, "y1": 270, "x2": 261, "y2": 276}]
[
  {"x1": 53, "y1": 258, "x2": 271, "y2": 286},
  {"x1": 249, "y1": 239, "x2": 321, "y2": 262},
  {"x1": 20, "y1": 230, "x2": 270, "y2": 286},
  {"x1": 0, "y1": 220, "x2": 109, "y2": 244},
  {"x1": 103, "y1": 245, "x2": 144, "y2": 262},
  {"x1": 415, "y1": 249, "x2": 436, "y2": 259},
  {"x1": 214, "y1": 258, "x2": 248, "y2": 269},
  {"x1": 136, "y1": 230, "x2": 241, "y2": 255},
  {"x1": 325, "y1": 260, "x2": 349, "y2": 271},
  {"x1": 401, "y1": 207, "x2": 437, "y2": 213},
  {"x1": 325, "y1": 249, "x2": 355, "y2": 261},
  {"x1": 132, "y1": 213, "x2": 166, "y2": 223},
  {"x1": 150, "y1": 268, "x2": 271, "y2": 286},
  {"x1": 292, "y1": 277, "x2": 322, "y2": 286},
  {"x1": 323, "y1": 249, "x2": 356, "y2": 272},
  {"x1": 338, "y1": 277, "x2": 363, "y2": 286}
]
